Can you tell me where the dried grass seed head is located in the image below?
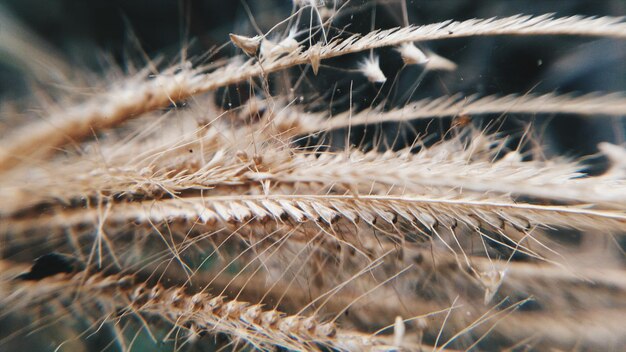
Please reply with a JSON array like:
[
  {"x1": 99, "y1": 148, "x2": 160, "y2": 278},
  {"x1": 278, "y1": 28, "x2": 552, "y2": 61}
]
[
  {"x1": 260, "y1": 36, "x2": 300, "y2": 59},
  {"x1": 396, "y1": 43, "x2": 429, "y2": 65},
  {"x1": 229, "y1": 33, "x2": 263, "y2": 56},
  {"x1": 309, "y1": 42, "x2": 323, "y2": 75},
  {"x1": 425, "y1": 52, "x2": 458, "y2": 71},
  {"x1": 359, "y1": 54, "x2": 387, "y2": 83}
]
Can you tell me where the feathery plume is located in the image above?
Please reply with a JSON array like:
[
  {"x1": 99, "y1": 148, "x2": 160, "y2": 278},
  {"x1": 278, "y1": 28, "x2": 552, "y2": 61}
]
[{"x1": 359, "y1": 55, "x2": 387, "y2": 83}]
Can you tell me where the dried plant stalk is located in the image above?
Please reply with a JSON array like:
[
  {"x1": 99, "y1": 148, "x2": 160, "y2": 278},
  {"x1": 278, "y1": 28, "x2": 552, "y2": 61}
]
[
  {"x1": 2, "y1": 4, "x2": 626, "y2": 351},
  {"x1": 3, "y1": 14, "x2": 626, "y2": 171},
  {"x1": 6, "y1": 194, "x2": 626, "y2": 239},
  {"x1": 3, "y1": 270, "x2": 447, "y2": 351},
  {"x1": 295, "y1": 93, "x2": 626, "y2": 134}
]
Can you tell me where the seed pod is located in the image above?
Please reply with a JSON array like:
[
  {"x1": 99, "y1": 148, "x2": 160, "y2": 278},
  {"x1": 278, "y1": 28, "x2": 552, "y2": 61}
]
[
  {"x1": 425, "y1": 52, "x2": 457, "y2": 71},
  {"x1": 260, "y1": 36, "x2": 299, "y2": 58},
  {"x1": 396, "y1": 43, "x2": 429, "y2": 65},
  {"x1": 315, "y1": 322, "x2": 337, "y2": 338},
  {"x1": 309, "y1": 43, "x2": 322, "y2": 75},
  {"x1": 168, "y1": 287, "x2": 186, "y2": 308},
  {"x1": 261, "y1": 310, "x2": 282, "y2": 327},
  {"x1": 241, "y1": 304, "x2": 262, "y2": 324},
  {"x1": 207, "y1": 296, "x2": 224, "y2": 312},
  {"x1": 229, "y1": 33, "x2": 262, "y2": 56},
  {"x1": 189, "y1": 292, "x2": 206, "y2": 310},
  {"x1": 279, "y1": 315, "x2": 302, "y2": 334},
  {"x1": 222, "y1": 300, "x2": 248, "y2": 318}
]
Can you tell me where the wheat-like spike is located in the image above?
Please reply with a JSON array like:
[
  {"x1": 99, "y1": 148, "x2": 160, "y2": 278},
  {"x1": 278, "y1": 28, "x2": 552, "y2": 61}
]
[
  {"x1": 0, "y1": 64, "x2": 207, "y2": 171},
  {"x1": 144, "y1": 256, "x2": 626, "y2": 349},
  {"x1": 139, "y1": 259, "x2": 446, "y2": 322},
  {"x1": 2, "y1": 129, "x2": 618, "y2": 217},
  {"x1": 3, "y1": 14, "x2": 626, "y2": 171},
  {"x1": 286, "y1": 92, "x2": 626, "y2": 134},
  {"x1": 130, "y1": 241, "x2": 625, "y2": 349},
  {"x1": 6, "y1": 194, "x2": 626, "y2": 238},
  {"x1": 326, "y1": 14, "x2": 626, "y2": 49},
  {"x1": 3, "y1": 271, "x2": 445, "y2": 351},
  {"x1": 0, "y1": 128, "x2": 274, "y2": 216},
  {"x1": 140, "y1": 239, "x2": 626, "y2": 314},
  {"x1": 4, "y1": 146, "x2": 625, "y2": 221},
  {"x1": 263, "y1": 148, "x2": 626, "y2": 207}
]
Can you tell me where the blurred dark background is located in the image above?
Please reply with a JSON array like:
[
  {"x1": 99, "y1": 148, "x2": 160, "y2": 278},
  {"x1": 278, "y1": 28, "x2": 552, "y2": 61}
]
[{"x1": 1, "y1": 0, "x2": 625, "y2": 158}]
